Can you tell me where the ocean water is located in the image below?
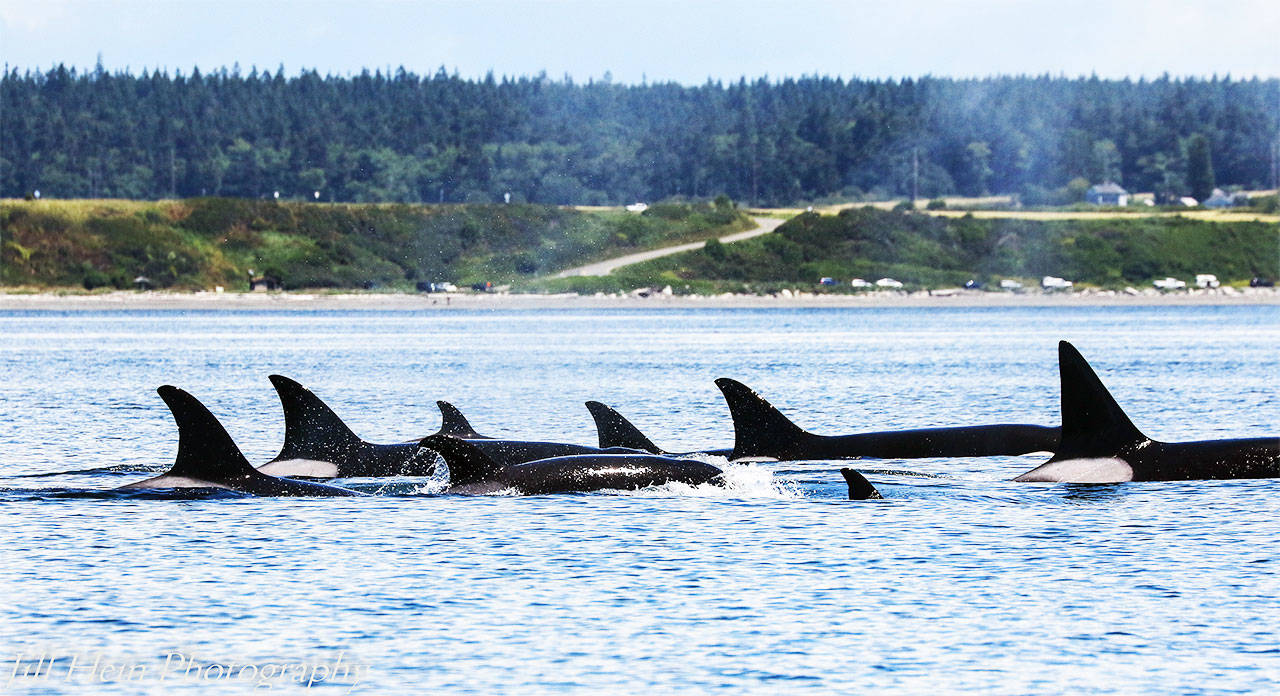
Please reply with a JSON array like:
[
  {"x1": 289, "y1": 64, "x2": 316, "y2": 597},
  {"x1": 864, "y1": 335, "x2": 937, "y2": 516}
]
[{"x1": 0, "y1": 305, "x2": 1277, "y2": 694}]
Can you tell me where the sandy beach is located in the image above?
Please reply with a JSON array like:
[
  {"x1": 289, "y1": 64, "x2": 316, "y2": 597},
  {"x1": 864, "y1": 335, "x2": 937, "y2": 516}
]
[{"x1": 1, "y1": 287, "x2": 1276, "y2": 311}]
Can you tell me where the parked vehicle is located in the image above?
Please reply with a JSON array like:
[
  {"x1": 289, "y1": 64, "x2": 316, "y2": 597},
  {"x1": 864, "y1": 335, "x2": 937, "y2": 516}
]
[
  {"x1": 416, "y1": 281, "x2": 458, "y2": 293},
  {"x1": 875, "y1": 278, "x2": 904, "y2": 289}
]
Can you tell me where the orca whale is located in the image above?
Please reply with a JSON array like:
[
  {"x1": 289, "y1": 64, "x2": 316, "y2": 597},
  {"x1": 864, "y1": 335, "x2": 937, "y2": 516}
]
[
  {"x1": 1014, "y1": 342, "x2": 1280, "y2": 483},
  {"x1": 119, "y1": 386, "x2": 364, "y2": 497},
  {"x1": 584, "y1": 401, "x2": 734, "y2": 459},
  {"x1": 256, "y1": 375, "x2": 438, "y2": 478},
  {"x1": 840, "y1": 468, "x2": 883, "y2": 500},
  {"x1": 435, "y1": 400, "x2": 489, "y2": 438},
  {"x1": 454, "y1": 436, "x2": 637, "y2": 467},
  {"x1": 715, "y1": 378, "x2": 1060, "y2": 461},
  {"x1": 419, "y1": 434, "x2": 723, "y2": 495},
  {"x1": 433, "y1": 406, "x2": 646, "y2": 467},
  {"x1": 261, "y1": 376, "x2": 629, "y2": 474}
]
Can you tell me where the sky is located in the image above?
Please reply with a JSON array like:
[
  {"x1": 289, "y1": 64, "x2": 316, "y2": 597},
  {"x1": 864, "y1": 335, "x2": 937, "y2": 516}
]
[{"x1": 2, "y1": 0, "x2": 1279, "y2": 83}]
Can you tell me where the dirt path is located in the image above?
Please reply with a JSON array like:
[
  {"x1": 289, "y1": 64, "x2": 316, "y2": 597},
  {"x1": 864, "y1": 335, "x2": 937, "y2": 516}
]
[{"x1": 556, "y1": 216, "x2": 784, "y2": 277}]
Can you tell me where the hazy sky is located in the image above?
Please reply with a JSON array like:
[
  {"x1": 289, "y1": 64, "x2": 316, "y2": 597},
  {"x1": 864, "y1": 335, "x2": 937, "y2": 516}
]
[{"x1": 3, "y1": 0, "x2": 1278, "y2": 83}]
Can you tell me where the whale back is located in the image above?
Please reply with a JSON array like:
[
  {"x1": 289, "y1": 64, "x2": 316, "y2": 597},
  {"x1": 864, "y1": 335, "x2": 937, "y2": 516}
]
[{"x1": 585, "y1": 401, "x2": 662, "y2": 453}]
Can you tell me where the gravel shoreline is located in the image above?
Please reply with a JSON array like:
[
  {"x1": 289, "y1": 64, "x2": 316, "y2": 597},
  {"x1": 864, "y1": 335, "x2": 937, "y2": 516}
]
[{"x1": 2, "y1": 288, "x2": 1276, "y2": 311}]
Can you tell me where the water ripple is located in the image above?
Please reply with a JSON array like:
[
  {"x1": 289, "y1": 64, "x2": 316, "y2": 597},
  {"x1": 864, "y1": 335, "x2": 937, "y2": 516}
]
[{"x1": 1, "y1": 306, "x2": 1278, "y2": 694}]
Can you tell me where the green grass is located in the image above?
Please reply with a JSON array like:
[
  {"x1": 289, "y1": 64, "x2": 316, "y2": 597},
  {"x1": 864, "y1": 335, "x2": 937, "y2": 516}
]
[
  {"x1": 1, "y1": 198, "x2": 752, "y2": 290},
  {"x1": 6, "y1": 199, "x2": 1271, "y2": 294},
  {"x1": 625, "y1": 208, "x2": 1279, "y2": 291}
]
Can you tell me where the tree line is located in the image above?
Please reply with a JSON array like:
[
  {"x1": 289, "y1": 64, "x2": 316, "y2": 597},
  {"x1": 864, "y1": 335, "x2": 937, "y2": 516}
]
[{"x1": 3, "y1": 65, "x2": 1277, "y2": 206}]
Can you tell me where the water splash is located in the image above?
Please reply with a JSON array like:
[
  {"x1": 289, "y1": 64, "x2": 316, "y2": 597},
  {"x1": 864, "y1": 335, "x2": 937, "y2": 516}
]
[
  {"x1": 404, "y1": 457, "x2": 800, "y2": 498},
  {"x1": 409, "y1": 456, "x2": 453, "y2": 495},
  {"x1": 624, "y1": 461, "x2": 802, "y2": 499}
]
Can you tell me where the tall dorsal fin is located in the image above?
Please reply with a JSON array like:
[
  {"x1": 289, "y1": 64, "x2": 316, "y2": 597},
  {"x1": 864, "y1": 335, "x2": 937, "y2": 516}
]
[
  {"x1": 840, "y1": 468, "x2": 883, "y2": 500},
  {"x1": 585, "y1": 401, "x2": 661, "y2": 453},
  {"x1": 1055, "y1": 341, "x2": 1147, "y2": 459},
  {"x1": 435, "y1": 401, "x2": 487, "y2": 439},
  {"x1": 268, "y1": 375, "x2": 365, "y2": 459},
  {"x1": 419, "y1": 435, "x2": 504, "y2": 487},
  {"x1": 715, "y1": 378, "x2": 809, "y2": 460},
  {"x1": 157, "y1": 386, "x2": 258, "y2": 481}
]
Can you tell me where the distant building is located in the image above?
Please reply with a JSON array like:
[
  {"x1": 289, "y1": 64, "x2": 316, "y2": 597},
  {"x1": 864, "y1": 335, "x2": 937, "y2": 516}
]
[
  {"x1": 248, "y1": 270, "x2": 282, "y2": 291},
  {"x1": 1202, "y1": 188, "x2": 1235, "y2": 208},
  {"x1": 1086, "y1": 182, "x2": 1129, "y2": 206}
]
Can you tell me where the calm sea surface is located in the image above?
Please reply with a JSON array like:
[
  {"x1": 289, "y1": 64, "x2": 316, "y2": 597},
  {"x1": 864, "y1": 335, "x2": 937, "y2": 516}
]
[{"x1": 1, "y1": 305, "x2": 1277, "y2": 694}]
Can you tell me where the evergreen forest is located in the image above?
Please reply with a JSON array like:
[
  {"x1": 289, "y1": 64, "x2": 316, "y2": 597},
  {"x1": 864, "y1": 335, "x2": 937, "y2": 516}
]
[{"x1": 4, "y1": 66, "x2": 1277, "y2": 206}]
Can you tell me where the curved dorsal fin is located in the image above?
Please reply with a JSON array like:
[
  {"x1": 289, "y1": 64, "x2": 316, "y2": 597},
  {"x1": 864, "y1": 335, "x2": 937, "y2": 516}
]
[
  {"x1": 585, "y1": 401, "x2": 661, "y2": 453},
  {"x1": 157, "y1": 386, "x2": 257, "y2": 481},
  {"x1": 435, "y1": 401, "x2": 487, "y2": 439},
  {"x1": 1055, "y1": 341, "x2": 1147, "y2": 459},
  {"x1": 715, "y1": 378, "x2": 809, "y2": 460},
  {"x1": 840, "y1": 468, "x2": 883, "y2": 500},
  {"x1": 419, "y1": 434, "x2": 504, "y2": 486},
  {"x1": 268, "y1": 375, "x2": 365, "y2": 459}
]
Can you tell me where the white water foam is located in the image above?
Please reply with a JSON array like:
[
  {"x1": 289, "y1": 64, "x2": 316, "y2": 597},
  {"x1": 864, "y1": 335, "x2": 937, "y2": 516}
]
[
  {"x1": 623, "y1": 460, "x2": 803, "y2": 499},
  {"x1": 410, "y1": 458, "x2": 799, "y2": 498},
  {"x1": 409, "y1": 455, "x2": 453, "y2": 495}
]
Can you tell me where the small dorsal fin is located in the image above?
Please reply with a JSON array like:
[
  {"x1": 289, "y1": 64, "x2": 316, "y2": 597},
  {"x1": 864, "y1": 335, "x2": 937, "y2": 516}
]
[
  {"x1": 585, "y1": 401, "x2": 662, "y2": 453},
  {"x1": 268, "y1": 375, "x2": 365, "y2": 460},
  {"x1": 715, "y1": 378, "x2": 809, "y2": 460},
  {"x1": 419, "y1": 434, "x2": 504, "y2": 486},
  {"x1": 435, "y1": 401, "x2": 487, "y2": 439},
  {"x1": 157, "y1": 386, "x2": 257, "y2": 481},
  {"x1": 840, "y1": 468, "x2": 883, "y2": 500},
  {"x1": 1055, "y1": 341, "x2": 1147, "y2": 459}
]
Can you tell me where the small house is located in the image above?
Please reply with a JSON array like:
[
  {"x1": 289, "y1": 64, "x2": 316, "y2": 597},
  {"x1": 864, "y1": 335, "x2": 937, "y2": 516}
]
[
  {"x1": 1086, "y1": 182, "x2": 1129, "y2": 206},
  {"x1": 1202, "y1": 189, "x2": 1234, "y2": 208},
  {"x1": 248, "y1": 272, "x2": 282, "y2": 291}
]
